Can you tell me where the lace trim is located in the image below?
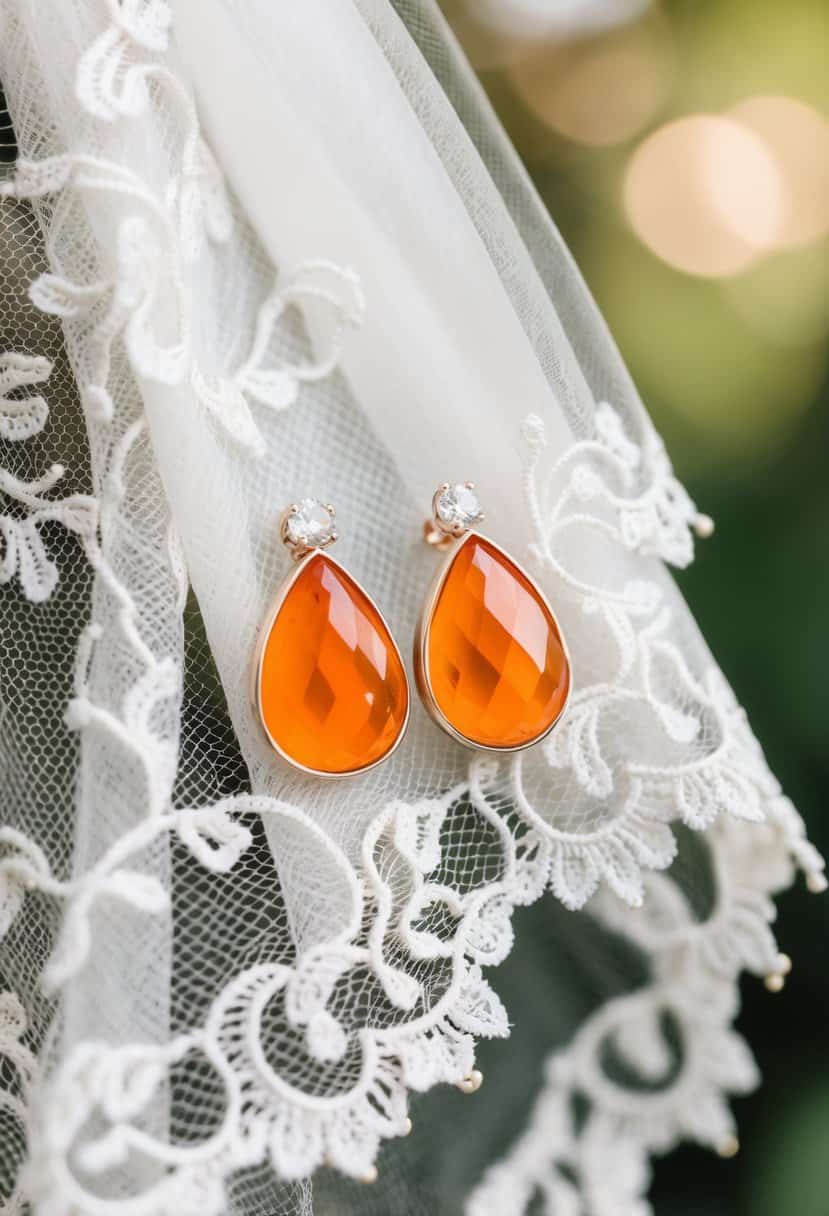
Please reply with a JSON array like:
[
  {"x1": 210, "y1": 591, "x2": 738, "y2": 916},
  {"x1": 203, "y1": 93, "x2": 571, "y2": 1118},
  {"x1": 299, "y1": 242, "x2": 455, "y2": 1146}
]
[
  {"x1": 18, "y1": 757, "x2": 532, "y2": 1200},
  {"x1": 0, "y1": 351, "x2": 96, "y2": 604},
  {"x1": 7, "y1": 645, "x2": 543, "y2": 1199},
  {"x1": 190, "y1": 260, "x2": 365, "y2": 457},
  {"x1": 0, "y1": 351, "x2": 52, "y2": 441},
  {"x1": 467, "y1": 806, "x2": 807, "y2": 1216},
  {"x1": 490, "y1": 408, "x2": 807, "y2": 914},
  {"x1": 0, "y1": 461, "x2": 98, "y2": 603},
  {"x1": 0, "y1": 992, "x2": 35, "y2": 1216}
]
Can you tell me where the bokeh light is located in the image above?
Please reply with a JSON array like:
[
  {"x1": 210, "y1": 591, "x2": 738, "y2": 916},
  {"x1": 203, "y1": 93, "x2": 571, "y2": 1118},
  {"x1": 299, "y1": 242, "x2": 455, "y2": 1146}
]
[
  {"x1": 623, "y1": 115, "x2": 783, "y2": 277},
  {"x1": 729, "y1": 95, "x2": 829, "y2": 250},
  {"x1": 508, "y1": 11, "x2": 673, "y2": 147}
]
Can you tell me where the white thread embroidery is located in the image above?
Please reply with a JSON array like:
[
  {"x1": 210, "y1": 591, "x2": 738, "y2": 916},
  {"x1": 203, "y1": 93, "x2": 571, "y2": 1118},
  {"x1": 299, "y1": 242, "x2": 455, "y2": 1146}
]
[
  {"x1": 191, "y1": 260, "x2": 366, "y2": 456},
  {"x1": 467, "y1": 821, "x2": 771, "y2": 1215},
  {"x1": 76, "y1": 0, "x2": 172, "y2": 121},
  {"x1": 21, "y1": 782, "x2": 538, "y2": 1206},
  {"x1": 0, "y1": 464, "x2": 98, "y2": 603},
  {"x1": 0, "y1": 991, "x2": 35, "y2": 1216},
  {"x1": 0, "y1": 352, "x2": 52, "y2": 441},
  {"x1": 501, "y1": 410, "x2": 792, "y2": 912}
]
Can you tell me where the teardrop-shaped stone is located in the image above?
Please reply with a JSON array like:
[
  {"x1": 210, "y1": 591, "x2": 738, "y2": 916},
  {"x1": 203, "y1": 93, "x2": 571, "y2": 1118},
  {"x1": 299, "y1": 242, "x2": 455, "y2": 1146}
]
[
  {"x1": 258, "y1": 554, "x2": 408, "y2": 775},
  {"x1": 424, "y1": 535, "x2": 569, "y2": 749}
]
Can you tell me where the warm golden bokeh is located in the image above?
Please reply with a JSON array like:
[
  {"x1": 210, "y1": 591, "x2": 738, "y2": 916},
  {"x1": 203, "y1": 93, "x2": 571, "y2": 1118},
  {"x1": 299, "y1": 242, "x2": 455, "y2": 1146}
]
[
  {"x1": 424, "y1": 535, "x2": 569, "y2": 748},
  {"x1": 443, "y1": 0, "x2": 829, "y2": 468},
  {"x1": 508, "y1": 10, "x2": 673, "y2": 147},
  {"x1": 623, "y1": 114, "x2": 783, "y2": 277},
  {"x1": 259, "y1": 555, "x2": 408, "y2": 774},
  {"x1": 729, "y1": 95, "x2": 829, "y2": 251}
]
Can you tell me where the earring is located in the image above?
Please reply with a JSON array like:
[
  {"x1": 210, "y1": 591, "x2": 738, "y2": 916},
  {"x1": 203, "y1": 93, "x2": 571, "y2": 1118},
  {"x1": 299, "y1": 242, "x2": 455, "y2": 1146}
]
[
  {"x1": 254, "y1": 498, "x2": 409, "y2": 777},
  {"x1": 414, "y1": 483, "x2": 571, "y2": 752}
]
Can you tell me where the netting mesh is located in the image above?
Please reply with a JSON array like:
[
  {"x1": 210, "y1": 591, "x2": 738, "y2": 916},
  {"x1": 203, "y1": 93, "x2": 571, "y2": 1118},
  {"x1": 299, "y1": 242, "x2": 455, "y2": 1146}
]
[
  {"x1": 0, "y1": 52, "x2": 312, "y2": 1209},
  {"x1": 0, "y1": 115, "x2": 89, "y2": 1216},
  {"x1": 0, "y1": 3, "x2": 821, "y2": 1215}
]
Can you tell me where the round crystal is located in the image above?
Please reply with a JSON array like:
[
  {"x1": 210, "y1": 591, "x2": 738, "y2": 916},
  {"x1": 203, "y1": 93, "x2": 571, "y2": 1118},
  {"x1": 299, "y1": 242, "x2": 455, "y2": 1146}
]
[
  {"x1": 285, "y1": 498, "x2": 336, "y2": 549},
  {"x1": 436, "y1": 484, "x2": 482, "y2": 530}
]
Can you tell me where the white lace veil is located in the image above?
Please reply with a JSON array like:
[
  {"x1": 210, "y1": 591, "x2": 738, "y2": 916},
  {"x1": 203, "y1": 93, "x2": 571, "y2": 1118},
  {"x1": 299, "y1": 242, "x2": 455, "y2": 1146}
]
[{"x1": 0, "y1": 2, "x2": 824, "y2": 1214}]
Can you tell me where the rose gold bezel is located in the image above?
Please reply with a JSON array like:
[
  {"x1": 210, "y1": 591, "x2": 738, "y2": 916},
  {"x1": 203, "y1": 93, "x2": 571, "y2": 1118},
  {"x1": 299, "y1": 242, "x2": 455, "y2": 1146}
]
[
  {"x1": 252, "y1": 550, "x2": 410, "y2": 779},
  {"x1": 413, "y1": 529, "x2": 572, "y2": 753}
]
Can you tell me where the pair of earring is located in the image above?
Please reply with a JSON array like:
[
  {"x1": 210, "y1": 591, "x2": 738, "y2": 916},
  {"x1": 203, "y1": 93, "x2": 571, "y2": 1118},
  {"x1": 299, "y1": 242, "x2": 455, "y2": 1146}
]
[{"x1": 253, "y1": 484, "x2": 571, "y2": 778}]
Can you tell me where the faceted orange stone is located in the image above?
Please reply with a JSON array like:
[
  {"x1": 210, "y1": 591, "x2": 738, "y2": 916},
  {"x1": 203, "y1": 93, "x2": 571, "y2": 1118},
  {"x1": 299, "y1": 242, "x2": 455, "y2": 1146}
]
[
  {"x1": 424, "y1": 535, "x2": 569, "y2": 749},
  {"x1": 258, "y1": 554, "x2": 408, "y2": 775}
]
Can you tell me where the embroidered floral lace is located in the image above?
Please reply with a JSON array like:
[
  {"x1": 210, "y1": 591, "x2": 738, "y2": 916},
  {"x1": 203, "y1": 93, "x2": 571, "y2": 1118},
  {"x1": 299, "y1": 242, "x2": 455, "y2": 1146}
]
[{"x1": 0, "y1": 2, "x2": 824, "y2": 1214}]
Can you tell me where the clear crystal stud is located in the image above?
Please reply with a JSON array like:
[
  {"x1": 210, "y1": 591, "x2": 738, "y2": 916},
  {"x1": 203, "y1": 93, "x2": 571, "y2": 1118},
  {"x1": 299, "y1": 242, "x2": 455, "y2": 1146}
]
[
  {"x1": 280, "y1": 498, "x2": 337, "y2": 558},
  {"x1": 434, "y1": 482, "x2": 483, "y2": 535}
]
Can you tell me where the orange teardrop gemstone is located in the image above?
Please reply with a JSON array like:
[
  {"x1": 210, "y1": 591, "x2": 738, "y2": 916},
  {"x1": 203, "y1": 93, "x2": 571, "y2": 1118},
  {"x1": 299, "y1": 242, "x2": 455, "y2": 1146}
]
[
  {"x1": 423, "y1": 535, "x2": 569, "y2": 749},
  {"x1": 258, "y1": 554, "x2": 408, "y2": 775}
]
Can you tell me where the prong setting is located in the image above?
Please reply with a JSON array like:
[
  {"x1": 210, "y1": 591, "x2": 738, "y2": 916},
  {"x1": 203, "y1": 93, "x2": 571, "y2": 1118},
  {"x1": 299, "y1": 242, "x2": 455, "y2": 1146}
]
[
  {"x1": 428, "y1": 481, "x2": 485, "y2": 539},
  {"x1": 280, "y1": 497, "x2": 338, "y2": 560}
]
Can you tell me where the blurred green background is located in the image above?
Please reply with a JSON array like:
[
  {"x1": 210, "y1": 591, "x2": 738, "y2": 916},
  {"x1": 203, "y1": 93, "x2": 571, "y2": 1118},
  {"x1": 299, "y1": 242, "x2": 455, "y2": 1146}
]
[{"x1": 440, "y1": 1, "x2": 828, "y2": 1212}]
